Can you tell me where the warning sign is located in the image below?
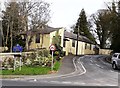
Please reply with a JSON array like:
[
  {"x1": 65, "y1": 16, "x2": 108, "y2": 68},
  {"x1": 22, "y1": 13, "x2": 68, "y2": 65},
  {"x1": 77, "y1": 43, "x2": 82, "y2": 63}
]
[{"x1": 49, "y1": 44, "x2": 56, "y2": 51}]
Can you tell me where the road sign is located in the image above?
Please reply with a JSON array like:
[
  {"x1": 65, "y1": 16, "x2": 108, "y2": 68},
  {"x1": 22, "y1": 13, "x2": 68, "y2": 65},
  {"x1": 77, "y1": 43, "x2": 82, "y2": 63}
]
[
  {"x1": 13, "y1": 44, "x2": 23, "y2": 71},
  {"x1": 13, "y1": 44, "x2": 23, "y2": 52},
  {"x1": 49, "y1": 44, "x2": 56, "y2": 51},
  {"x1": 49, "y1": 44, "x2": 56, "y2": 71}
]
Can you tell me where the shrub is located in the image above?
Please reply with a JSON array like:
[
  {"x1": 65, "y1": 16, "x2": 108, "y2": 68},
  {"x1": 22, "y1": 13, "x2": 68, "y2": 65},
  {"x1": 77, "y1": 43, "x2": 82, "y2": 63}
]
[{"x1": 43, "y1": 49, "x2": 49, "y2": 57}]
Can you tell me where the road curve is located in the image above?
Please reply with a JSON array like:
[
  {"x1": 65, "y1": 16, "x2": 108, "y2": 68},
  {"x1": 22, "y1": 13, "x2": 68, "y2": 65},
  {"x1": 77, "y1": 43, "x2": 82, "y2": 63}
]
[{"x1": 2, "y1": 55, "x2": 119, "y2": 87}]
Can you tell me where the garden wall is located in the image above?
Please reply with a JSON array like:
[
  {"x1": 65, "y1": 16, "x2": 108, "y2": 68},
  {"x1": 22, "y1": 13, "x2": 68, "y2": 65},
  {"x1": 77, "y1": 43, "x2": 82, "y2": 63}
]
[{"x1": 99, "y1": 49, "x2": 112, "y2": 55}]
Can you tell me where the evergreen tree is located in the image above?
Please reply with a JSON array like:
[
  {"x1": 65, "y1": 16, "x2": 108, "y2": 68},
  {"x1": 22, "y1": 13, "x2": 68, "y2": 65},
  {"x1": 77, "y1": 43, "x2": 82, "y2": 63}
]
[
  {"x1": 2, "y1": 2, "x2": 24, "y2": 52},
  {"x1": 74, "y1": 9, "x2": 95, "y2": 42}
]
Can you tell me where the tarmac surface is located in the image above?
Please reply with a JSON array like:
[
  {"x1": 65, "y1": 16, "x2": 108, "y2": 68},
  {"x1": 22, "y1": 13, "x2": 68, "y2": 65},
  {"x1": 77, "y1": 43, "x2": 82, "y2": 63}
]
[{"x1": 1, "y1": 55, "x2": 120, "y2": 88}]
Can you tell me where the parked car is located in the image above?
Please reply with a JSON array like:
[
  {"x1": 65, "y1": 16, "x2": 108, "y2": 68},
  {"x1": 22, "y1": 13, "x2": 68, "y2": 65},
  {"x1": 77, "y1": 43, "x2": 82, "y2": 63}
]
[{"x1": 111, "y1": 53, "x2": 120, "y2": 70}]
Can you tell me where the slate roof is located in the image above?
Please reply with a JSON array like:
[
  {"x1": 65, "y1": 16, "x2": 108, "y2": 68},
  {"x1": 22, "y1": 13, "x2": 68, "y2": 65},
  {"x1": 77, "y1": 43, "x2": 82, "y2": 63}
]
[
  {"x1": 20, "y1": 25, "x2": 62, "y2": 35},
  {"x1": 64, "y1": 31, "x2": 94, "y2": 44},
  {"x1": 20, "y1": 25, "x2": 94, "y2": 44}
]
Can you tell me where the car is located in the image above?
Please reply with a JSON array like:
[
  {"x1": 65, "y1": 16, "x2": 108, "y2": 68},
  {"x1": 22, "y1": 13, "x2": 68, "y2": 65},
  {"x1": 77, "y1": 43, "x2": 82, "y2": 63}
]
[{"x1": 111, "y1": 53, "x2": 120, "y2": 70}]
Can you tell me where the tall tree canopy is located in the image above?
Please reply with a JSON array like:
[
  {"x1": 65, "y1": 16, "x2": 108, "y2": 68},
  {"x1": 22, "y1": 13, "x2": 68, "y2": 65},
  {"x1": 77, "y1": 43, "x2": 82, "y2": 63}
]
[
  {"x1": 73, "y1": 9, "x2": 95, "y2": 42},
  {"x1": 110, "y1": 1, "x2": 120, "y2": 52},
  {"x1": 91, "y1": 1, "x2": 118, "y2": 49},
  {"x1": 2, "y1": 2, "x2": 24, "y2": 52}
]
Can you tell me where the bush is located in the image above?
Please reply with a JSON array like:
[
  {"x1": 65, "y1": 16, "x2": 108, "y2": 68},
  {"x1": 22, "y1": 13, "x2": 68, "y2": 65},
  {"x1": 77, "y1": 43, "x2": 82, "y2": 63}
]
[
  {"x1": 24, "y1": 49, "x2": 52, "y2": 67},
  {"x1": 2, "y1": 57, "x2": 14, "y2": 69},
  {"x1": 43, "y1": 49, "x2": 49, "y2": 57}
]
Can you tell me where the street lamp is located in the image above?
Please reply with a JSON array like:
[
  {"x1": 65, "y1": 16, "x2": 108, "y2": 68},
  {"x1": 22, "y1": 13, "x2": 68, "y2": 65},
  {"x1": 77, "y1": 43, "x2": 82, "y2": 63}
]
[{"x1": 76, "y1": 26, "x2": 79, "y2": 56}]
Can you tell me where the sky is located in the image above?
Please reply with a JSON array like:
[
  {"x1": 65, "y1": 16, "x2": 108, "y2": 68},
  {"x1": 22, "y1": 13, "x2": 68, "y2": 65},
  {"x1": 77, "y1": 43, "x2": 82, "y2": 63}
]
[
  {"x1": 44, "y1": 0, "x2": 112, "y2": 30},
  {"x1": 0, "y1": 0, "x2": 114, "y2": 30}
]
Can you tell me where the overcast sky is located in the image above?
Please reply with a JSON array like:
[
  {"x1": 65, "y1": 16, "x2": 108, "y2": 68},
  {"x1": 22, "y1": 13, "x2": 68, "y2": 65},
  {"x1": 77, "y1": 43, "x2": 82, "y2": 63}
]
[
  {"x1": 0, "y1": 0, "x2": 114, "y2": 30},
  {"x1": 44, "y1": 0, "x2": 113, "y2": 30}
]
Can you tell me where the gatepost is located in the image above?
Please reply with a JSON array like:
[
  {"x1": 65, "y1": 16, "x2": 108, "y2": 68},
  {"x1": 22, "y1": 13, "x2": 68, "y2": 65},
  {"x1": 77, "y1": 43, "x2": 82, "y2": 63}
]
[{"x1": 13, "y1": 44, "x2": 23, "y2": 71}]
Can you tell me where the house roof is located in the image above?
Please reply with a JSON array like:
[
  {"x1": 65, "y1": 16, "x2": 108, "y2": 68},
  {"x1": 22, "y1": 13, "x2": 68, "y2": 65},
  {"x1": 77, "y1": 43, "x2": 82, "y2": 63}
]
[
  {"x1": 20, "y1": 25, "x2": 94, "y2": 44},
  {"x1": 20, "y1": 25, "x2": 62, "y2": 35},
  {"x1": 64, "y1": 31, "x2": 94, "y2": 44}
]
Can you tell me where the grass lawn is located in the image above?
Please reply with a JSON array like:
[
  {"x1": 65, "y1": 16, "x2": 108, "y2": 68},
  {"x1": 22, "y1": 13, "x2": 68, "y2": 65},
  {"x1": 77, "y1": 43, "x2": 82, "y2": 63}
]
[
  {"x1": 53, "y1": 61, "x2": 61, "y2": 71},
  {"x1": 0, "y1": 61, "x2": 61, "y2": 75}
]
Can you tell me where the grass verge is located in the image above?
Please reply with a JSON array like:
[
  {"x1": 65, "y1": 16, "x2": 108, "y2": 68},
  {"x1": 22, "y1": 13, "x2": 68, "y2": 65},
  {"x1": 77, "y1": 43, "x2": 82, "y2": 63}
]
[
  {"x1": 0, "y1": 66, "x2": 50, "y2": 75},
  {"x1": 0, "y1": 61, "x2": 61, "y2": 75},
  {"x1": 53, "y1": 61, "x2": 61, "y2": 71}
]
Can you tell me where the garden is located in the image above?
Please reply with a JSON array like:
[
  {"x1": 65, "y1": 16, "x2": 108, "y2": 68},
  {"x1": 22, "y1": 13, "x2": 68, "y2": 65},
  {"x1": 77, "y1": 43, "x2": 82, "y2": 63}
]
[{"x1": 0, "y1": 49, "x2": 63, "y2": 75}]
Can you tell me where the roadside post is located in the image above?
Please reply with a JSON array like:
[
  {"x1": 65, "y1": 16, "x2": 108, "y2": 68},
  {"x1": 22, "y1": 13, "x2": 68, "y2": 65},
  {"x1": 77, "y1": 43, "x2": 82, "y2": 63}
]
[
  {"x1": 13, "y1": 44, "x2": 23, "y2": 71},
  {"x1": 13, "y1": 55, "x2": 16, "y2": 71},
  {"x1": 49, "y1": 44, "x2": 56, "y2": 71}
]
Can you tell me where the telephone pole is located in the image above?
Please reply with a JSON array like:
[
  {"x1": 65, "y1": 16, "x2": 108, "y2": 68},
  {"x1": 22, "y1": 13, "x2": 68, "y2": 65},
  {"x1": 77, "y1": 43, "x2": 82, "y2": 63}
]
[{"x1": 76, "y1": 26, "x2": 79, "y2": 56}]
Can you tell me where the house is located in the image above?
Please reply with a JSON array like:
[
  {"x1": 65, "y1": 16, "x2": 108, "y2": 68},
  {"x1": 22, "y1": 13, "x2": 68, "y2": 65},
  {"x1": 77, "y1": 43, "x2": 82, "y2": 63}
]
[
  {"x1": 63, "y1": 31, "x2": 95, "y2": 55},
  {"x1": 20, "y1": 25, "x2": 96, "y2": 55}
]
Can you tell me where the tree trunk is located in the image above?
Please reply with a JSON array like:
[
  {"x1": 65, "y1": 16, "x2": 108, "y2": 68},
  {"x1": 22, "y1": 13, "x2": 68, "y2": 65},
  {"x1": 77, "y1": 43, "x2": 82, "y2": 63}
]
[
  {"x1": 5, "y1": 22, "x2": 9, "y2": 46},
  {"x1": 10, "y1": 21, "x2": 13, "y2": 52}
]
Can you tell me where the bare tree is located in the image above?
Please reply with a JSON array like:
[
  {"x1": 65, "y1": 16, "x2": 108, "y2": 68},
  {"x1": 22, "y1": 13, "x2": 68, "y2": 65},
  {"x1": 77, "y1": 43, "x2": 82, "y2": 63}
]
[{"x1": 18, "y1": 1, "x2": 50, "y2": 50}]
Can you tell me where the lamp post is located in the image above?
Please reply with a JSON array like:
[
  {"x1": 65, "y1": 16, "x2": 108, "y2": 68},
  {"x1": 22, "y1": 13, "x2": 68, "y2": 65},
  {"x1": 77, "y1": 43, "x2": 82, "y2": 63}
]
[{"x1": 76, "y1": 26, "x2": 79, "y2": 56}]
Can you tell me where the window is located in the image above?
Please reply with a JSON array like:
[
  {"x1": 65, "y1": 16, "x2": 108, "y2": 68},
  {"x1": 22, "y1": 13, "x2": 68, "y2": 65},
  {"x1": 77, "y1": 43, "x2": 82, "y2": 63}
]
[
  {"x1": 90, "y1": 44, "x2": 92, "y2": 50},
  {"x1": 118, "y1": 55, "x2": 120, "y2": 59},
  {"x1": 59, "y1": 36, "x2": 61, "y2": 45},
  {"x1": 85, "y1": 43, "x2": 87, "y2": 49},
  {"x1": 113, "y1": 54, "x2": 117, "y2": 57},
  {"x1": 72, "y1": 40, "x2": 75, "y2": 47},
  {"x1": 63, "y1": 40, "x2": 66, "y2": 47},
  {"x1": 36, "y1": 34, "x2": 40, "y2": 43}
]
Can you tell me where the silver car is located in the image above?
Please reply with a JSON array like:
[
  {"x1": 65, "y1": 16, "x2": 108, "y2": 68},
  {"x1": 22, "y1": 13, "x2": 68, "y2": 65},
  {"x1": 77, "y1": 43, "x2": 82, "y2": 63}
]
[{"x1": 112, "y1": 53, "x2": 120, "y2": 70}]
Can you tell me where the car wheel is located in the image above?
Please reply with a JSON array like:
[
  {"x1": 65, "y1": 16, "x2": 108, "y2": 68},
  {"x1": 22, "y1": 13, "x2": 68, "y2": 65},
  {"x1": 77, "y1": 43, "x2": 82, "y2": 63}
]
[{"x1": 112, "y1": 63, "x2": 118, "y2": 70}]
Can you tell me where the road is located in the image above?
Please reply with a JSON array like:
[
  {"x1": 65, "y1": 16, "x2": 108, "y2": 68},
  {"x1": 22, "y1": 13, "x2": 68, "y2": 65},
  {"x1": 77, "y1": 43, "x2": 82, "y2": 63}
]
[{"x1": 1, "y1": 55, "x2": 120, "y2": 88}]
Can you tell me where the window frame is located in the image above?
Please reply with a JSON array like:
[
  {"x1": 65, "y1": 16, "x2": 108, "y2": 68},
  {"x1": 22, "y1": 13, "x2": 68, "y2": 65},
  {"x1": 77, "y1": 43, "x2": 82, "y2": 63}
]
[
  {"x1": 85, "y1": 43, "x2": 87, "y2": 49},
  {"x1": 118, "y1": 55, "x2": 120, "y2": 59},
  {"x1": 35, "y1": 34, "x2": 40, "y2": 43},
  {"x1": 72, "y1": 40, "x2": 75, "y2": 47},
  {"x1": 63, "y1": 40, "x2": 66, "y2": 47},
  {"x1": 113, "y1": 54, "x2": 118, "y2": 58}
]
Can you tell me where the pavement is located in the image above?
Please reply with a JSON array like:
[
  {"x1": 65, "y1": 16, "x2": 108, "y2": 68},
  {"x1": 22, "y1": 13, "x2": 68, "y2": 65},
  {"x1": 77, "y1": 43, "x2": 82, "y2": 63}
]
[
  {"x1": 57, "y1": 55, "x2": 75, "y2": 75},
  {"x1": 1, "y1": 55, "x2": 76, "y2": 79}
]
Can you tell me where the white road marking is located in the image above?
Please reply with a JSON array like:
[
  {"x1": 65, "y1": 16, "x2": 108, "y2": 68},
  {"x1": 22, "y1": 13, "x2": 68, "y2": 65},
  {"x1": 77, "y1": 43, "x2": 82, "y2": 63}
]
[
  {"x1": 95, "y1": 64, "x2": 104, "y2": 68},
  {"x1": 90, "y1": 60, "x2": 94, "y2": 63},
  {"x1": 33, "y1": 79, "x2": 37, "y2": 81},
  {"x1": 78, "y1": 57, "x2": 87, "y2": 75},
  {"x1": 62, "y1": 81, "x2": 72, "y2": 84},
  {"x1": 96, "y1": 64, "x2": 100, "y2": 67},
  {"x1": 73, "y1": 82, "x2": 86, "y2": 85},
  {"x1": 110, "y1": 70, "x2": 114, "y2": 72},
  {"x1": 89, "y1": 63, "x2": 93, "y2": 65},
  {"x1": 50, "y1": 81, "x2": 61, "y2": 83}
]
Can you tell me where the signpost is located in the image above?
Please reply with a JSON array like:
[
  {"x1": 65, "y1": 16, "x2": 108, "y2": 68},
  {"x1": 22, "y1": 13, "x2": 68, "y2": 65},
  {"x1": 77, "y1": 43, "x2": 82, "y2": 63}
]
[
  {"x1": 49, "y1": 44, "x2": 56, "y2": 71},
  {"x1": 13, "y1": 44, "x2": 23, "y2": 71}
]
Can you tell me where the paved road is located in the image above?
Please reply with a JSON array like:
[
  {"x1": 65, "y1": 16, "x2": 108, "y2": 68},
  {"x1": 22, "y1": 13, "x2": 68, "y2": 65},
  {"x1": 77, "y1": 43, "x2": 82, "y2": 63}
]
[{"x1": 1, "y1": 55, "x2": 120, "y2": 88}]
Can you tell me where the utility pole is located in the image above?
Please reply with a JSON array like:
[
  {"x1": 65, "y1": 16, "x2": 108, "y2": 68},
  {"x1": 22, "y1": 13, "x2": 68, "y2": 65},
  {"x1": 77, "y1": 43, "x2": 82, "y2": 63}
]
[{"x1": 76, "y1": 26, "x2": 79, "y2": 56}]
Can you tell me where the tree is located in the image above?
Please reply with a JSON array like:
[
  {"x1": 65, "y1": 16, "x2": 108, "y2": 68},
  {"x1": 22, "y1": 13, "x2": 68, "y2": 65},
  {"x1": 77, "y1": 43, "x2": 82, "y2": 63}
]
[
  {"x1": 1, "y1": 0, "x2": 50, "y2": 51},
  {"x1": 73, "y1": 9, "x2": 95, "y2": 42},
  {"x1": 111, "y1": 1, "x2": 120, "y2": 52},
  {"x1": 91, "y1": 1, "x2": 117, "y2": 49},
  {"x1": 52, "y1": 31, "x2": 63, "y2": 56},
  {"x1": 2, "y1": 2, "x2": 23, "y2": 52},
  {"x1": 18, "y1": 1, "x2": 50, "y2": 51}
]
